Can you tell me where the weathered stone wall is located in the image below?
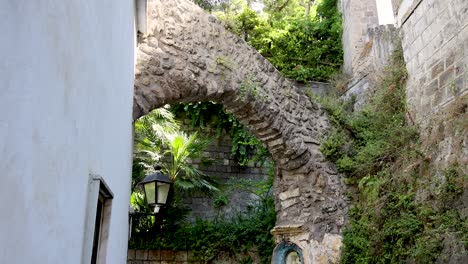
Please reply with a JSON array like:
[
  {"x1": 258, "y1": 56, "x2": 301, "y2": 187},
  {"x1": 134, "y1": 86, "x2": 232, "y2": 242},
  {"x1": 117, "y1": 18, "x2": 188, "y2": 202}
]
[
  {"x1": 342, "y1": 0, "x2": 467, "y2": 167},
  {"x1": 397, "y1": 0, "x2": 468, "y2": 124},
  {"x1": 289, "y1": 80, "x2": 331, "y2": 96},
  {"x1": 341, "y1": 0, "x2": 398, "y2": 108},
  {"x1": 341, "y1": 0, "x2": 379, "y2": 76},
  {"x1": 127, "y1": 249, "x2": 261, "y2": 264},
  {"x1": 179, "y1": 119, "x2": 270, "y2": 221},
  {"x1": 134, "y1": 0, "x2": 347, "y2": 262},
  {"x1": 397, "y1": 1, "x2": 468, "y2": 239},
  {"x1": 342, "y1": 1, "x2": 467, "y2": 259},
  {"x1": 342, "y1": 25, "x2": 399, "y2": 108}
]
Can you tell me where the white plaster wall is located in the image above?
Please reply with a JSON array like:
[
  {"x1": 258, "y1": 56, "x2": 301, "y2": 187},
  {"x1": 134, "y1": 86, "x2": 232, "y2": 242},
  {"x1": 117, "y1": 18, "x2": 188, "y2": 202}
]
[{"x1": 0, "y1": 1, "x2": 135, "y2": 263}]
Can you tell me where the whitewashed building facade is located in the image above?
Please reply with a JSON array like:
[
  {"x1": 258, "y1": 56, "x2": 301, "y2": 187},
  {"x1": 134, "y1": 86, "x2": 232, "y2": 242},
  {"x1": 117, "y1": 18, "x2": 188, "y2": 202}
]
[{"x1": 0, "y1": 0, "x2": 140, "y2": 263}]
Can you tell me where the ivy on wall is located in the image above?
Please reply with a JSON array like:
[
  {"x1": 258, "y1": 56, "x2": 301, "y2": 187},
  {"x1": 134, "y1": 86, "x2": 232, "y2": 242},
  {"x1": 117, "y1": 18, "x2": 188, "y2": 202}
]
[{"x1": 171, "y1": 102, "x2": 270, "y2": 166}]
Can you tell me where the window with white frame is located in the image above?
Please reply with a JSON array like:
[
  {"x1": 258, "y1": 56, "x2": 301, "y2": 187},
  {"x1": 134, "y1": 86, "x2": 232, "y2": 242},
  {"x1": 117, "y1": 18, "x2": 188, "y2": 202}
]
[{"x1": 82, "y1": 175, "x2": 113, "y2": 264}]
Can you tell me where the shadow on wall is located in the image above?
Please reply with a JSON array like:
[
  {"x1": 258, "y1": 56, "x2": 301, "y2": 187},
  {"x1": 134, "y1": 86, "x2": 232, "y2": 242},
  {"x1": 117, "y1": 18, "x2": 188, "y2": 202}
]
[{"x1": 273, "y1": 241, "x2": 304, "y2": 264}]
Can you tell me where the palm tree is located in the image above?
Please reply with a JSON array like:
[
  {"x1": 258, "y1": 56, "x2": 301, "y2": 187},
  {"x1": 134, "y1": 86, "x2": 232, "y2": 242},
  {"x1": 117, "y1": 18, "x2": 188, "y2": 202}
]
[
  {"x1": 132, "y1": 107, "x2": 179, "y2": 190},
  {"x1": 133, "y1": 107, "x2": 218, "y2": 194},
  {"x1": 160, "y1": 131, "x2": 219, "y2": 193},
  {"x1": 131, "y1": 107, "x2": 219, "y2": 234}
]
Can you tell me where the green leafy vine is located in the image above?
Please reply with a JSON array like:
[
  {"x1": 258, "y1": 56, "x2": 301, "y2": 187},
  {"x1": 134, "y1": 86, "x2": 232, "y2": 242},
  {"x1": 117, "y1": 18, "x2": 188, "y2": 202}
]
[{"x1": 170, "y1": 102, "x2": 269, "y2": 166}]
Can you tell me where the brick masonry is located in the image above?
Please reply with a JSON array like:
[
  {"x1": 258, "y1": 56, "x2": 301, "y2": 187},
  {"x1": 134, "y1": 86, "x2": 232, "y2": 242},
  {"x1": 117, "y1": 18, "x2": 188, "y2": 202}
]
[
  {"x1": 397, "y1": 0, "x2": 468, "y2": 219},
  {"x1": 398, "y1": 0, "x2": 468, "y2": 123},
  {"x1": 127, "y1": 249, "x2": 261, "y2": 264},
  {"x1": 178, "y1": 119, "x2": 270, "y2": 221}
]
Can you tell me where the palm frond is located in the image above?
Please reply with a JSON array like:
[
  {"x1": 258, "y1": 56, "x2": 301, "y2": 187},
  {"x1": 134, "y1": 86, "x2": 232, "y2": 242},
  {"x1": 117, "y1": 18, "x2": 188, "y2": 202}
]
[{"x1": 133, "y1": 107, "x2": 218, "y2": 195}]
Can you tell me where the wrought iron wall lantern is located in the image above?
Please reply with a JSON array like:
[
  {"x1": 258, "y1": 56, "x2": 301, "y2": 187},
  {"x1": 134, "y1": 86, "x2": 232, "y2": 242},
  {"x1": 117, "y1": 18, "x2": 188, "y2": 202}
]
[{"x1": 139, "y1": 166, "x2": 172, "y2": 213}]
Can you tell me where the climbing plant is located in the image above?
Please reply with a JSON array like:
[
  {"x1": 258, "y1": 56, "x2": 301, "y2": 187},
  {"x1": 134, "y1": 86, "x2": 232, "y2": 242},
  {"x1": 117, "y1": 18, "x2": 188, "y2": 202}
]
[
  {"x1": 171, "y1": 102, "x2": 270, "y2": 166},
  {"x1": 313, "y1": 46, "x2": 468, "y2": 262}
]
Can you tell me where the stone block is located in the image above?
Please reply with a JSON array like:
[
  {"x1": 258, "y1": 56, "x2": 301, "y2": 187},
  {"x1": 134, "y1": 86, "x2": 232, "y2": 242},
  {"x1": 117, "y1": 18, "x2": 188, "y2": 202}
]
[
  {"x1": 420, "y1": 98, "x2": 432, "y2": 117},
  {"x1": 413, "y1": 15, "x2": 427, "y2": 36},
  {"x1": 281, "y1": 198, "x2": 299, "y2": 209},
  {"x1": 430, "y1": 33, "x2": 443, "y2": 54},
  {"x1": 453, "y1": 0, "x2": 468, "y2": 25},
  {"x1": 128, "y1": 249, "x2": 136, "y2": 260},
  {"x1": 136, "y1": 250, "x2": 148, "y2": 260},
  {"x1": 160, "y1": 250, "x2": 176, "y2": 261},
  {"x1": 421, "y1": 25, "x2": 435, "y2": 45},
  {"x1": 404, "y1": 57, "x2": 414, "y2": 74},
  {"x1": 279, "y1": 188, "x2": 300, "y2": 201},
  {"x1": 442, "y1": 22, "x2": 459, "y2": 43},
  {"x1": 431, "y1": 61, "x2": 445, "y2": 78},
  {"x1": 251, "y1": 168, "x2": 261, "y2": 174},
  {"x1": 401, "y1": 28, "x2": 410, "y2": 49},
  {"x1": 425, "y1": 4, "x2": 438, "y2": 26},
  {"x1": 216, "y1": 165, "x2": 227, "y2": 172},
  {"x1": 175, "y1": 251, "x2": 188, "y2": 261},
  {"x1": 424, "y1": 79, "x2": 439, "y2": 97},
  {"x1": 428, "y1": 15, "x2": 446, "y2": 40},
  {"x1": 455, "y1": 59, "x2": 466, "y2": 76},
  {"x1": 439, "y1": 67, "x2": 456, "y2": 89},
  {"x1": 413, "y1": 7, "x2": 426, "y2": 27},
  {"x1": 444, "y1": 51, "x2": 457, "y2": 68},
  {"x1": 148, "y1": 250, "x2": 160, "y2": 260},
  {"x1": 432, "y1": 87, "x2": 446, "y2": 108},
  {"x1": 426, "y1": 55, "x2": 441, "y2": 73},
  {"x1": 187, "y1": 250, "x2": 196, "y2": 262}
]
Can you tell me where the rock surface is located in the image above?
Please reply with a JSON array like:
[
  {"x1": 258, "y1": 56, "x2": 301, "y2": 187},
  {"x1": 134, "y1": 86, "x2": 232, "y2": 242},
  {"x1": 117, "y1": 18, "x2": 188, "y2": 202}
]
[{"x1": 133, "y1": 0, "x2": 347, "y2": 262}]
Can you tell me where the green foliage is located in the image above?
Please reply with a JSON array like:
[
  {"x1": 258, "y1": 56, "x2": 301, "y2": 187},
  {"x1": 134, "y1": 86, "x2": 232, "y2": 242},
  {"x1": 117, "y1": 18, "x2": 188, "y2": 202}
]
[
  {"x1": 129, "y1": 172, "x2": 276, "y2": 264},
  {"x1": 216, "y1": 55, "x2": 236, "y2": 70},
  {"x1": 259, "y1": 11, "x2": 343, "y2": 81},
  {"x1": 225, "y1": 161, "x2": 275, "y2": 209},
  {"x1": 319, "y1": 47, "x2": 417, "y2": 179},
  {"x1": 213, "y1": 193, "x2": 230, "y2": 208},
  {"x1": 171, "y1": 102, "x2": 270, "y2": 166},
  {"x1": 211, "y1": 0, "x2": 343, "y2": 81},
  {"x1": 235, "y1": 7, "x2": 262, "y2": 41},
  {"x1": 320, "y1": 128, "x2": 346, "y2": 162},
  {"x1": 134, "y1": 108, "x2": 219, "y2": 194},
  {"x1": 132, "y1": 104, "x2": 275, "y2": 263},
  {"x1": 314, "y1": 46, "x2": 468, "y2": 262},
  {"x1": 161, "y1": 131, "x2": 219, "y2": 193},
  {"x1": 239, "y1": 74, "x2": 264, "y2": 101},
  {"x1": 129, "y1": 195, "x2": 192, "y2": 246}
]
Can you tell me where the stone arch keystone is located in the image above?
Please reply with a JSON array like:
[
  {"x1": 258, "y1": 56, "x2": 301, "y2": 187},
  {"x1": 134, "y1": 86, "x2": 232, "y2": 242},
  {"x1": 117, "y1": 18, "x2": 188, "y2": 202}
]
[{"x1": 133, "y1": 0, "x2": 346, "y2": 262}]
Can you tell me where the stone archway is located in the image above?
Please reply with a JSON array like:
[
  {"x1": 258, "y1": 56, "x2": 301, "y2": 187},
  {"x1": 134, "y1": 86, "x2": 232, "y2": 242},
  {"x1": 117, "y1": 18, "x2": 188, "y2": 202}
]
[{"x1": 133, "y1": 0, "x2": 346, "y2": 262}]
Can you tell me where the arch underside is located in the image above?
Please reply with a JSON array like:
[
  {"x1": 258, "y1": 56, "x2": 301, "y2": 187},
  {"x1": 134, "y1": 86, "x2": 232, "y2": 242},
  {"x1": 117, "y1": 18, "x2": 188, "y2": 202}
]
[{"x1": 134, "y1": 0, "x2": 346, "y2": 261}]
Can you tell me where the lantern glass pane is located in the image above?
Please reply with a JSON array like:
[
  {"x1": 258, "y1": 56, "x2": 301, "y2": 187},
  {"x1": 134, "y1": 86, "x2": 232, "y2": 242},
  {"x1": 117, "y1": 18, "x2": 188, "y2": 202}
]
[
  {"x1": 144, "y1": 182, "x2": 156, "y2": 205},
  {"x1": 157, "y1": 182, "x2": 170, "y2": 205}
]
